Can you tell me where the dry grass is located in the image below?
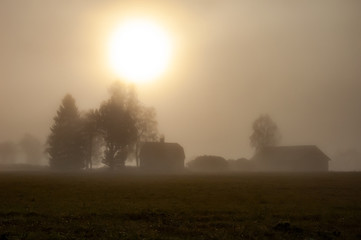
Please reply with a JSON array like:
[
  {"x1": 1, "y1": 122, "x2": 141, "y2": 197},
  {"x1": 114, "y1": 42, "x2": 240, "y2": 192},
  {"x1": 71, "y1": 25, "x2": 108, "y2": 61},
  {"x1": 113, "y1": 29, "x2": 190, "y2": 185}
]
[{"x1": 0, "y1": 171, "x2": 360, "y2": 239}]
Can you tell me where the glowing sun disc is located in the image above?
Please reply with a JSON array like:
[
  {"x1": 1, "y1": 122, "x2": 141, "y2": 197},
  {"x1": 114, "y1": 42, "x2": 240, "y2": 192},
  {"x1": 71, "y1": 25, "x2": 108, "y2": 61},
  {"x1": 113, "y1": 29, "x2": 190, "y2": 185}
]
[{"x1": 108, "y1": 19, "x2": 172, "y2": 83}]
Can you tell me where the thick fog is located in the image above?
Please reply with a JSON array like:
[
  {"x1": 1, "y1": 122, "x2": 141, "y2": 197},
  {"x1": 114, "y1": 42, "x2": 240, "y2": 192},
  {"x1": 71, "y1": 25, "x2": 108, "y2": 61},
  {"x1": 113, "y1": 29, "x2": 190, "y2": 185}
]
[{"x1": 1, "y1": 0, "x2": 361, "y2": 169}]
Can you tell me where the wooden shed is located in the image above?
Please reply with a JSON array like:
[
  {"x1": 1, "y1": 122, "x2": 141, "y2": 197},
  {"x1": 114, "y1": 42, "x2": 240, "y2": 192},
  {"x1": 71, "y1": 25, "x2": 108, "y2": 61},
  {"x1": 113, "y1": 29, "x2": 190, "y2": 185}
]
[{"x1": 252, "y1": 145, "x2": 330, "y2": 172}]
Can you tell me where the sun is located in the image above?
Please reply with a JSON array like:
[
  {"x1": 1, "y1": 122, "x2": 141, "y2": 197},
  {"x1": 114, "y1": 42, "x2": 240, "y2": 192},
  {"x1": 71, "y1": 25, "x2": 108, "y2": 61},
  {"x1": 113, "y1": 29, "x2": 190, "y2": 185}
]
[{"x1": 108, "y1": 18, "x2": 173, "y2": 84}]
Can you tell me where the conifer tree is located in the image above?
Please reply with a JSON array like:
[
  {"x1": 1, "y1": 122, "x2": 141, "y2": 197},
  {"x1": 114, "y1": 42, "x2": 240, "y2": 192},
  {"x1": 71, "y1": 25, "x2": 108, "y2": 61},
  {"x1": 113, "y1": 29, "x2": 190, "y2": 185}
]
[{"x1": 46, "y1": 94, "x2": 83, "y2": 169}]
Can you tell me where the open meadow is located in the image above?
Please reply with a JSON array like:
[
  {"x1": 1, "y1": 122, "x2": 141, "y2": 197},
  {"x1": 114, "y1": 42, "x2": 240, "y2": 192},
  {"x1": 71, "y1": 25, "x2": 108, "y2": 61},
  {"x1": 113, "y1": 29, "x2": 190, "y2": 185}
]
[{"x1": 0, "y1": 171, "x2": 360, "y2": 239}]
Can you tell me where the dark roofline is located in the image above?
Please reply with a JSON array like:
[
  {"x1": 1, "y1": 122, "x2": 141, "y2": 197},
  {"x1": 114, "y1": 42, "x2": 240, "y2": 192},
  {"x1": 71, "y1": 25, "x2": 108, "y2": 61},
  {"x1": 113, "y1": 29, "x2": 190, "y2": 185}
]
[
  {"x1": 263, "y1": 145, "x2": 316, "y2": 149},
  {"x1": 258, "y1": 145, "x2": 331, "y2": 161}
]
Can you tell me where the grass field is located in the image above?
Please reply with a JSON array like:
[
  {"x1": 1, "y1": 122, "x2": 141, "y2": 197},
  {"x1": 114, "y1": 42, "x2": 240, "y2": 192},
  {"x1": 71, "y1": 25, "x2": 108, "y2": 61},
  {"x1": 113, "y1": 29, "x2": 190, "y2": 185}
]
[{"x1": 0, "y1": 171, "x2": 360, "y2": 239}]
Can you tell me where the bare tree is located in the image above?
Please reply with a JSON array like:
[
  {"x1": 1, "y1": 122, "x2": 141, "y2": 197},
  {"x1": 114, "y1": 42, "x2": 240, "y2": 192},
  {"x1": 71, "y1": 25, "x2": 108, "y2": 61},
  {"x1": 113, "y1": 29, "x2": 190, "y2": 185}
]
[
  {"x1": 125, "y1": 84, "x2": 159, "y2": 166},
  {"x1": 133, "y1": 106, "x2": 159, "y2": 166},
  {"x1": 250, "y1": 114, "x2": 281, "y2": 152}
]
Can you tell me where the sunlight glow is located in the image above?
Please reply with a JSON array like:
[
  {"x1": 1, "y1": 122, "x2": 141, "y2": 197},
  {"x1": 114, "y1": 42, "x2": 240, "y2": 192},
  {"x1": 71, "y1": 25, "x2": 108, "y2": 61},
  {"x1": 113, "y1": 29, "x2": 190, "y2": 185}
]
[{"x1": 108, "y1": 19, "x2": 173, "y2": 84}]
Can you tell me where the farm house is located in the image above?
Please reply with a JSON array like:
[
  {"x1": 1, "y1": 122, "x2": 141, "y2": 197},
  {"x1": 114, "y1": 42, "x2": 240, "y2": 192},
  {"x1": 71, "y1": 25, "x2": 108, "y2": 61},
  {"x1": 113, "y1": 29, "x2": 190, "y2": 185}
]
[{"x1": 252, "y1": 145, "x2": 330, "y2": 172}]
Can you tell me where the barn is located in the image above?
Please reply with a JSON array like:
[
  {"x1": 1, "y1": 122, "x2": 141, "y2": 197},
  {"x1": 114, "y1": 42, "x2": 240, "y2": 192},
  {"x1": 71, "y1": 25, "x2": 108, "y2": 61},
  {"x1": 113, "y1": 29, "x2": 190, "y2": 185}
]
[
  {"x1": 252, "y1": 145, "x2": 330, "y2": 172},
  {"x1": 139, "y1": 141, "x2": 185, "y2": 171}
]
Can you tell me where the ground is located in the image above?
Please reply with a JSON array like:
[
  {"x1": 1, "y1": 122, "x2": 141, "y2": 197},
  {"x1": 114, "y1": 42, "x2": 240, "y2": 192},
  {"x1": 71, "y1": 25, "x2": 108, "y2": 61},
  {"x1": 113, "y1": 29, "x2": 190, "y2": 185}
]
[{"x1": 0, "y1": 171, "x2": 360, "y2": 239}]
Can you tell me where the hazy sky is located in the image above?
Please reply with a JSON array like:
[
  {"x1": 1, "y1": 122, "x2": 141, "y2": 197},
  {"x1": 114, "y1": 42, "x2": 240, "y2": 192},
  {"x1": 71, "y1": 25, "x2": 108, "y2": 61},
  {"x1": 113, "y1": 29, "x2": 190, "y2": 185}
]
[{"x1": 1, "y1": 0, "x2": 361, "y2": 161}]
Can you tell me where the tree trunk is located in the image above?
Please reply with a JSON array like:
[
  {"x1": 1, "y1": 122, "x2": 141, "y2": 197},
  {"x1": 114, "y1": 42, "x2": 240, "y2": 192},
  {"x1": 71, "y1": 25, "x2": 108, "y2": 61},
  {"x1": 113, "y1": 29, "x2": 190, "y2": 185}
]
[{"x1": 135, "y1": 142, "x2": 140, "y2": 167}]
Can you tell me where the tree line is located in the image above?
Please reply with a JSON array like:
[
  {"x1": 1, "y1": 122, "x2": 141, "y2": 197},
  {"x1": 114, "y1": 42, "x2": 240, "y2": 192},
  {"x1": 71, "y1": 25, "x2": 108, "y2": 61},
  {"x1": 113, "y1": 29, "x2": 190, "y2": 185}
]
[
  {"x1": 46, "y1": 81, "x2": 159, "y2": 170},
  {"x1": 0, "y1": 134, "x2": 43, "y2": 165},
  {"x1": 0, "y1": 82, "x2": 280, "y2": 171},
  {"x1": 46, "y1": 87, "x2": 280, "y2": 171}
]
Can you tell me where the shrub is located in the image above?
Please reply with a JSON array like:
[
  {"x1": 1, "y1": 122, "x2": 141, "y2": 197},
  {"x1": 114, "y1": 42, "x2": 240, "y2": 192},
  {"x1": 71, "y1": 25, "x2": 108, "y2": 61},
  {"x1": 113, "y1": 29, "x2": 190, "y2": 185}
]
[{"x1": 187, "y1": 155, "x2": 228, "y2": 172}]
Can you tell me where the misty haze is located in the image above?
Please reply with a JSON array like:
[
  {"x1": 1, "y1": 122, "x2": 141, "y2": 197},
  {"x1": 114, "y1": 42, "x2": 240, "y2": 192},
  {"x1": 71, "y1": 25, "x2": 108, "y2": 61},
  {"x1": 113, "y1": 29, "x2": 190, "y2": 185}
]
[{"x1": 0, "y1": 0, "x2": 361, "y2": 239}]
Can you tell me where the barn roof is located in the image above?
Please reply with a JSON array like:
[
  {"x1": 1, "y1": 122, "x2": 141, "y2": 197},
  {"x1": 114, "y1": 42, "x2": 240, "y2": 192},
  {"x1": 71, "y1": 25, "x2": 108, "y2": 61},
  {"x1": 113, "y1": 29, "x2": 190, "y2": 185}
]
[{"x1": 252, "y1": 145, "x2": 330, "y2": 162}]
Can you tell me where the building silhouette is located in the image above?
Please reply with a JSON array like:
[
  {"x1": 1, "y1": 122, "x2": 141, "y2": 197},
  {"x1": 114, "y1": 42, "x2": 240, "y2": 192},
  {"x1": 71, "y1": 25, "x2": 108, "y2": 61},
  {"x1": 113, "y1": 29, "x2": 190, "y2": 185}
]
[{"x1": 252, "y1": 145, "x2": 330, "y2": 172}]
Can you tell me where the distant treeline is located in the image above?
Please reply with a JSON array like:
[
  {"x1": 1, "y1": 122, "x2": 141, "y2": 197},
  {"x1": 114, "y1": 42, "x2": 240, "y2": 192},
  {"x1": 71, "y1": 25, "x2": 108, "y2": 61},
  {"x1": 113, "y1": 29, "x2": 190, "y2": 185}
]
[
  {"x1": 1, "y1": 93, "x2": 284, "y2": 171},
  {"x1": 187, "y1": 155, "x2": 254, "y2": 172},
  {"x1": 0, "y1": 134, "x2": 43, "y2": 165}
]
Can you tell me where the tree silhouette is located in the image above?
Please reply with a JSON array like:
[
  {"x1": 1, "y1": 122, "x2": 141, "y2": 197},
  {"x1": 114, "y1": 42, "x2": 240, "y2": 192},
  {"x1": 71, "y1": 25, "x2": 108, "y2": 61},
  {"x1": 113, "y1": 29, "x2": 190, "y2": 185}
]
[
  {"x1": 45, "y1": 81, "x2": 159, "y2": 170},
  {"x1": 134, "y1": 106, "x2": 159, "y2": 166},
  {"x1": 79, "y1": 109, "x2": 102, "y2": 169},
  {"x1": 98, "y1": 81, "x2": 137, "y2": 169},
  {"x1": 250, "y1": 114, "x2": 281, "y2": 152},
  {"x1": 126, "y1": 85, "x2": 159, "y2": 166},
  {"x1": 46, "y1": 94, "x2": 84, "y2": 170}
]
